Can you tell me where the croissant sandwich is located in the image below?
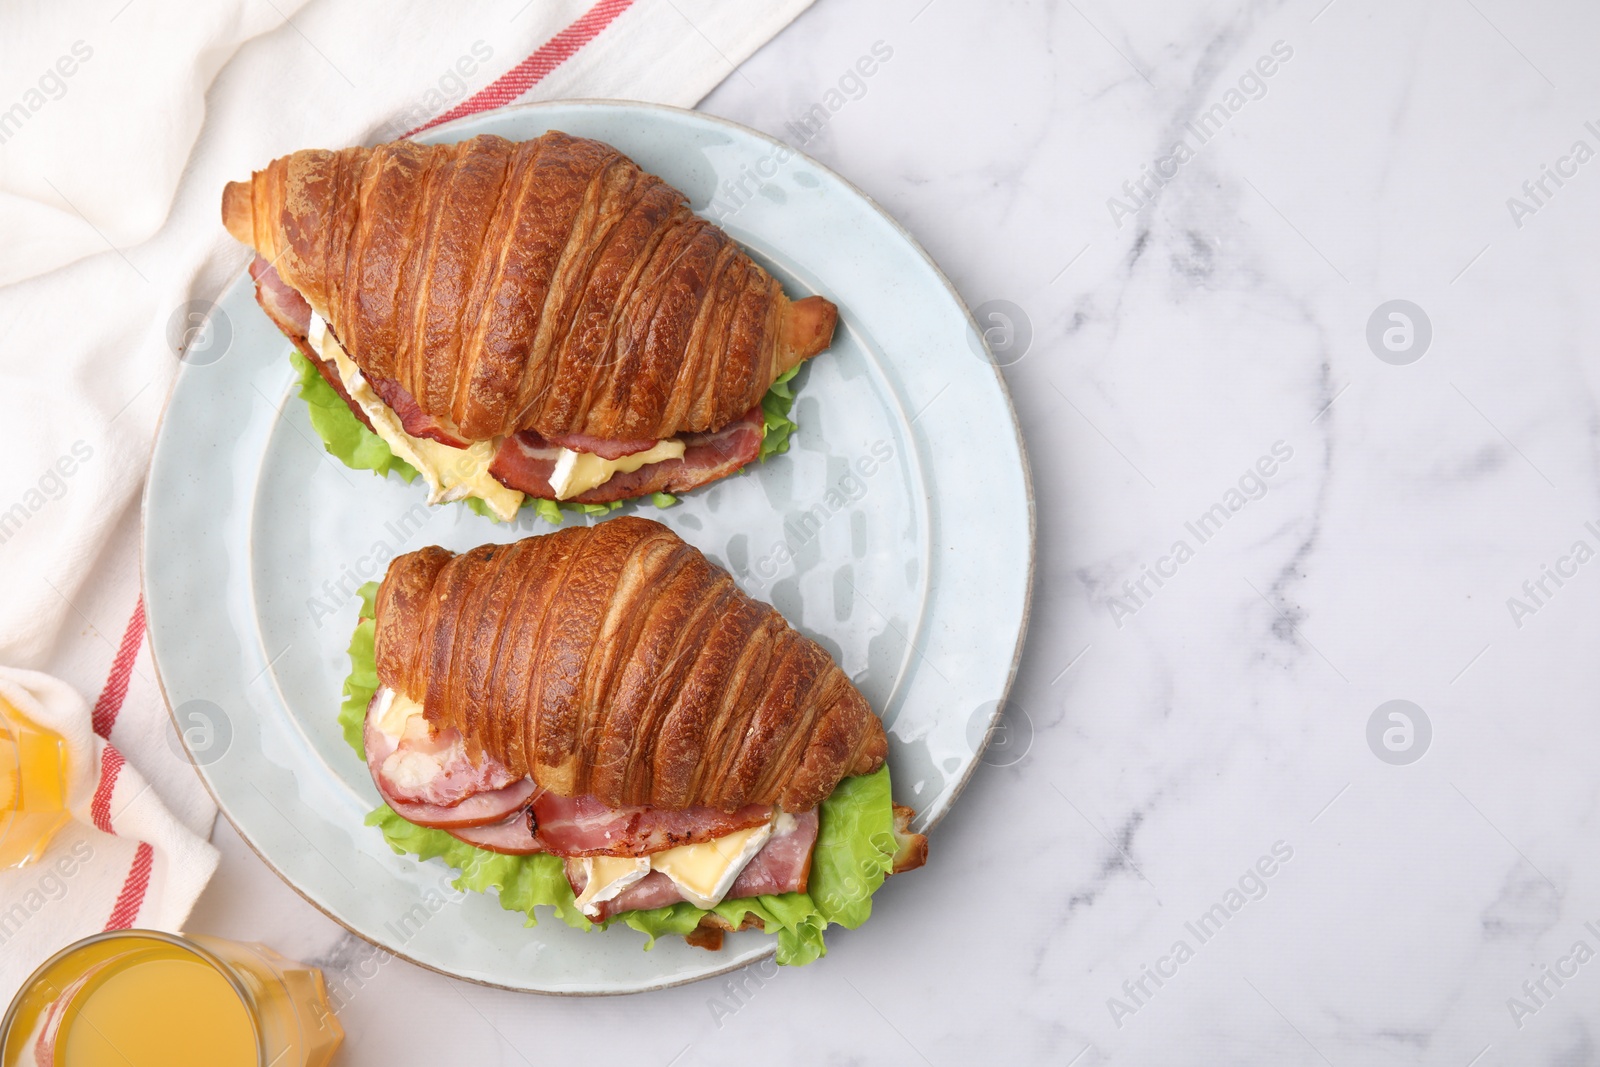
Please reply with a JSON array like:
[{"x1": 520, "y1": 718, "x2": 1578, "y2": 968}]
[
  {"x1": 345, "y1": 517, "x2": 925, "y2": 959},
  {"x1": 223, "y1": 131, "x2": 837, "y2": 521}
]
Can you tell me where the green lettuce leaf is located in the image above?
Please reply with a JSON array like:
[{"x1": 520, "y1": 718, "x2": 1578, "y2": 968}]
[
  {"x1": 714, "y1": 893, "x2": 829, "y2": 966},
  {"x1": 343, "y1": 585, "x2": 596, "y2": 933},
  {"x1": 291, "y1": 351, "x2": 418, "y2": 482},
  {"x1": 617, "y1": 893, "x2": 828, "y2": 966},
  {"x1": 337, "y1": 523, "x2": 896, "y2": 964},
  {"x1": 758, "y1": 366, "x2": 801, "y2": 462},
  {"x1": 291, "y1": 350, "x2": 800, "y2": 518},
  {"x1": 336, "y1": 581, "x2": 382, "y2": 753},
  {"x1": 364, "y1": 804, "x2": 593, "y2": 931},
  {"x1": 464, "y1": 496, "x2": 622, "y2": 524},
  {"x1": 808, "y1": 768, "x2": 899, "y2": 928}
]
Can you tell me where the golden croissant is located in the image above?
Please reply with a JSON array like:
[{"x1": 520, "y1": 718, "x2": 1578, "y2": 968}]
[
  {"x1": 221, "y1": 131, "x2": 837, "y2": 518},
  {"x1": 373, "y1": 516, "x2": 885, "y2": 813},
  {"x1": 358, "y1": 518, "x2": 925, "y2": 945}
]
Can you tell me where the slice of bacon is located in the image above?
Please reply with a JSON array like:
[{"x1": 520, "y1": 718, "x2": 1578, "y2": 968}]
[
  {"x1": 369, "y1": 376, "x2": 470, "y2": 448},
  {"x1": 541, "y1": 431, "x2": 663, "y2": 460},
  {"x1": 363, "y1": 693, "x2": 536, "y2": 828},
  {"x1": 250, "y1": 255, "x2": 312, "y2": 337},
  {"x1": 251, "y1": 251, "x2": 764, "y2": 499},
  {"x1": 488, "y1": 405, "x2": 765, "y2": 504},
  {"x1": 363, "y1": 695, "x2": 522, "y2": 805},
  {"x1": 249, "y1": 256, "x2": 376, "y2": 431},
  {"x1": 377, "y1": 778, "x2": 537, "y2": 831},
  {"x1": 531, "y1": 789, "x2": 774, "y2": 858},
  {"x1": 581, "y1": 869, "x2": 683, "y2": 918},
  {"x1": 249, "y1": 255, "x2": 463, "y2": 447},
  {"x1": 447, "y1": 808, "x2": 544, "y2": 854},
  {"x1": 564, "y1": 810, "x2": 819, "y2": 921},
  {"x1": 726, "y1": 810, "x2": 818, "y2": 897}
]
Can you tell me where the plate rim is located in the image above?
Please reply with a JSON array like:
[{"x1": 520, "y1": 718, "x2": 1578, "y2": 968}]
[{"x1": 141, "y1": 97, "x2": 1036, "y2": 995}]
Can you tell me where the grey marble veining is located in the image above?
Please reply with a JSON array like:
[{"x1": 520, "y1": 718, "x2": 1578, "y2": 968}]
[{"x1": 187, "y1": 0, "x2": 1600, "y2": 1062}]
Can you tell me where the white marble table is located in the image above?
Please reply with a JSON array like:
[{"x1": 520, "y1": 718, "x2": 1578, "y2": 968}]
[{"x1": 187, "y1": 0, "x2": 1600, "y2": 1062}]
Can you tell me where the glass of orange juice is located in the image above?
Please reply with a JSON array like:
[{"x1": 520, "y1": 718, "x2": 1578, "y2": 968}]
[
  {"x1": 0, "y1": 930, "x2": 343, "y2": 1067},
  {"x1": 0, "y1": 696, "x2": 71, "y2": 870}
]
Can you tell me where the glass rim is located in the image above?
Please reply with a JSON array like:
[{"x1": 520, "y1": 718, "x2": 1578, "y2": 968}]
[
  {"x1": 1, "y1": 698, "x2": 20, "y2": 804},
  {"x1": 0, "y1": 724, "x2": 16, "y2": 841},
  {"x1": 0, "y1": 928, "x2": 266, "y2": 1065}
]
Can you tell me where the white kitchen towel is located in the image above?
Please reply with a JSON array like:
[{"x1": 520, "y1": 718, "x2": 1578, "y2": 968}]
[
  {"x1": 0, "y1": 0, "x2": 813, "y2": 1006},
  {"x1": 0, "y1": 663, "x2": 220, "y2": 999}
]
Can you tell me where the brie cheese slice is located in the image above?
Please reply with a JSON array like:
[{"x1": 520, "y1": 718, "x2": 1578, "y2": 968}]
[
  {"x1": 548, "y1": 440, "x2": 686, "y2": 500},
  {"x1": 305, "y1": 311, "x2": 524, "y2": 521},
  {"x1": 574, "y1": 855, "x2": 651, "y2": 914},
  {"x1": 650, "y1": 821, "x2": 775, "y2": 910}
]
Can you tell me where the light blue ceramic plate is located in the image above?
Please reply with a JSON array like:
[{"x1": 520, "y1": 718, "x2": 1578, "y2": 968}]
[{"x1": 143, "y1": 101, "x2": 1033, "y2": 994}]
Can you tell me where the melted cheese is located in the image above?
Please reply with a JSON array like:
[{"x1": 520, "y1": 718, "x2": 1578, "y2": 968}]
[
  {"x1": 574, "y1": 819, "x2": 776, "y2": 916},
  {"x1": 574, "y1": 855, "x2": 650, "y2": 914},
  {"x1": 372, "y1": 687, "x2": 442, "y2": 792},
  {"x1": 305, "y1": 312, "x2": 524, "y2": 521},
  {"x1": 371, "y1": 687, "x2": 423, "y2": 742},
  {"x1": 376, "y1": 680, "x2": 780, "y2": 916},
  {"x1": 548, "y1": 440, "x2": 686, "y2": 500},
  {"x1": 651, "y1": 822, "x2": 774, "y2": 909}
]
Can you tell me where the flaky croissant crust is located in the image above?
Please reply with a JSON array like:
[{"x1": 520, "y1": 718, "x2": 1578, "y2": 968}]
[
  {"x1": 223, "y1": 132, "x2": 835, "y2": 442},
  {"x1": 373, "y1": 518, "x2": 887, "y2": 813}
]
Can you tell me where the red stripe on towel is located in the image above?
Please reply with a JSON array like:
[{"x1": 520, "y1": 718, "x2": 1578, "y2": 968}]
[
  {"x1": 89, "y1": 746, "x2": 127, "y2": 834},
  {"x1": 104, "y1": 842, "x2": 154, "y2": 930},
  {"x1": 92, "y1": 597, "x2": 145, "y2": 739},
  {"x1": 408, "y1": 0, "x2": 636, "y2": 136}
]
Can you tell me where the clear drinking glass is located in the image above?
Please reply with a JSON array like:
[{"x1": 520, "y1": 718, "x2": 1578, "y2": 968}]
[
  {"x1": 0, "y1": 696, "x2": 70, "y2": 870},
  {"x1": 0, "y1": 930, "x2": 344, "y2": 1067}
]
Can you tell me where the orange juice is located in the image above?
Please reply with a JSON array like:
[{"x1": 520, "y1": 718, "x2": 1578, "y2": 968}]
[
  {"x1": 52, "y1": 946, "x2": 257, "y2": 1066},
  {"x1": 1, "y1": 932, "x2": 343, "y2": 1067},
  {"x1": 0, "y1": 696, "x2": 70, "y2": 869}
]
